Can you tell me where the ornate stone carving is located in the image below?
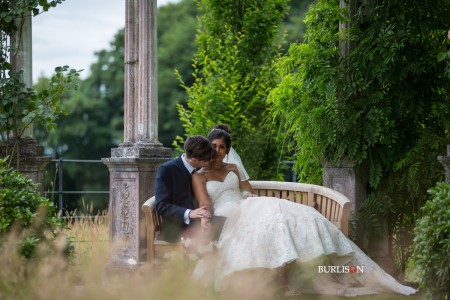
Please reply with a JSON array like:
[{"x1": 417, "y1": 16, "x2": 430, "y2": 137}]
[{"x1": 111, "y1": 180, "x2": 138, "y2": 264}]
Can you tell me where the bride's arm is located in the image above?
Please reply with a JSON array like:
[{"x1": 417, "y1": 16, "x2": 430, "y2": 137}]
[
  {"x1": 188, "y1": 173, "x2": 214, "y2": 252},
  {"x1": 240, "y1": 180, "x2": 255, "y2": 195},
  {"x1": 229, "y1": 164, "x2": 255, "y2": 195},
  {"x1": 192, "y1": 172, "x2": 213, "y2": 219}
]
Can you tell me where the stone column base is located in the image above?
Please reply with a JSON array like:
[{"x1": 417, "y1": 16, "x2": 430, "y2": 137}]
[
  {"x1": 322, "y1": 159, "x2": 395, "y2": 274},
  {"x1": 322, "y1": 160, "x2": 367, "y2": 213},
  {"x1": 1, "y1": 137, "x2": 51, "y2": 195},
  {"x1": 102, "y1": 145, "x2": 171, "y2": 269}
]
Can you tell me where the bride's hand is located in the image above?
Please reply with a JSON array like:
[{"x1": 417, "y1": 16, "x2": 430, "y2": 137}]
[
  {"x1": 189, "y1": 206, "x2": 211, "y2": 219},
  {"x1": 242, "y1": 191, "x2": 257, "y2": 198}
]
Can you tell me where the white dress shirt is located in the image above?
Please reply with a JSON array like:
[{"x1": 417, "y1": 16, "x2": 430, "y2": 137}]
[{"x1": 181, "y1": 154, "x2": 195, "y2": 224}]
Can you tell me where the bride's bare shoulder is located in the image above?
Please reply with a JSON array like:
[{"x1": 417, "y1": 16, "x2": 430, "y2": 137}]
[
  {"x1": 225, "y1": 163, "x2": 239, "y2": 176},
  {"x1": 224, "y1": 162, "x2": 237, "y2": 170}
]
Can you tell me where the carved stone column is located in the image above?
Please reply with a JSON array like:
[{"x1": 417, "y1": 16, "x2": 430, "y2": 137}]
[
  {"x1": 102, "y1": 0, "x2": 171, "y2": 269},
  {"x1": 11, "y1": 0, "x2": 33, "y2": 138},
  {"x1": 339, "y1": 0, "x2": 356, "y2": 57},
  {"x1": 437, "y1": 145, "x2": 450, "y2": 182}
]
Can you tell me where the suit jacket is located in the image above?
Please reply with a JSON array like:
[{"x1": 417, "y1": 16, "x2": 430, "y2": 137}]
[{"x1": 155, "y1": 155, "x2": 196, "y2": 242}]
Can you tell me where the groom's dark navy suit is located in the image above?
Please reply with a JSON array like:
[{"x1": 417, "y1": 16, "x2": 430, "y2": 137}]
[{"x1": 155, "y1": 155, "x2": 196, "y2": 242}]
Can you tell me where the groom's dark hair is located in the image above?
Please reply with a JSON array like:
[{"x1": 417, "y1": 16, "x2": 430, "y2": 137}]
[{"x1": 184, "y1": 135, "x2": 215, "y2": 160}]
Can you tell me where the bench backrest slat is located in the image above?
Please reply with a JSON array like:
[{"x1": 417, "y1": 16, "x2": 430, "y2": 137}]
[{"x1": 250, "y1": 181, "x2": 350, "y2": 237}]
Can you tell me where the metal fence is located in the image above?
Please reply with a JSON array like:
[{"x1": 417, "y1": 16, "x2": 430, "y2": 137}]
[{"x1": 44, "y1": 159, "x2": 109, "y2": 215}]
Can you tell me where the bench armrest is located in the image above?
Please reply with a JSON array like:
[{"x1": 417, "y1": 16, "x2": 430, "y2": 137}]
[
  {"x1": 142, "y1": 196, "x2": 156, "y2": 212},
  {"x1": 142, "y1": 196, "x2": 157, "y2": 262}
]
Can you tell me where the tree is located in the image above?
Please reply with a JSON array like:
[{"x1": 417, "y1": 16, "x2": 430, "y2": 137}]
[
  {"x1": 176, "y1": 0, "x2": 290, "y2": 180},
  {"x1": 157, "y1": 0, "x2": 198, "y2": 146},
  {"x1": 269, "y1": 0, "x2": 450, "y2": 271},
  {"x1": 282, "y1": 0, "x2": 314, "y2": 51}
]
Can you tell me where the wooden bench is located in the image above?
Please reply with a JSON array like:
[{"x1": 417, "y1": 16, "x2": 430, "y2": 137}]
[{"x1": 141, "y1": 181, "x2": 351, "y2": 266}]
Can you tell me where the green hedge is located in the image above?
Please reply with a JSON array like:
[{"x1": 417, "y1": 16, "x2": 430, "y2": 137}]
[
  {"x1": 0, "y1": 158, "x2": 73, "y2": 260},
  {"x1": 411, "y1": 182, "x2": 450, "y2": 299}
]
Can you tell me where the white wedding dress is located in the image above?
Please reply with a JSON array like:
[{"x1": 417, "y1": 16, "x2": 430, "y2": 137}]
[{"x1": 193, "y1": 171, "x2": 416, "y2": 297}]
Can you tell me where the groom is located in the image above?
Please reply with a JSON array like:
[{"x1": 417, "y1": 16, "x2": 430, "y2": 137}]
[{"x1": 154, "y1": 135, "x2": 216, "y2": 243}]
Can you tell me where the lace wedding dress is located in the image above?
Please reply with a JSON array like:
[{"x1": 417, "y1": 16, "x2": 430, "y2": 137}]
[{"x1": 193, "y1": 171, "x2": 416, "y2": 297}]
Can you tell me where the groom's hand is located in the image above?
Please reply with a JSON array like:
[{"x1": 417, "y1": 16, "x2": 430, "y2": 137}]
[{"x1": 189, "y1": 206, "x2": 211, "y2": 219}]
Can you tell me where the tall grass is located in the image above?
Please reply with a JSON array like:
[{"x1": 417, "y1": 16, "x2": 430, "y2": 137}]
[
  {"x1": 64, "y1": 201, "x2": 109, "y2": 265},
  {"x1": 0, "y1": 208, "x2": 220, "y2": 300},
  {"x1": 1, "y1": 208, "x2": 423, "y2": 300}
]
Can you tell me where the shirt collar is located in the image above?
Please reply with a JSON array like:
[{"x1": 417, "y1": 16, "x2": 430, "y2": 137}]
[{"x1": 181, "y1": 154, "x2": 195, "y2": 174}]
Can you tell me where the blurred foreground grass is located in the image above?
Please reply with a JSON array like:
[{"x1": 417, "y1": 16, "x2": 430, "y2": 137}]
[
  {"x1": 0, "y1": 213, "x2": 219, "y2": 300},
  {"x1": 0, "y1": 213, "x2": 423, "y2": 300}
]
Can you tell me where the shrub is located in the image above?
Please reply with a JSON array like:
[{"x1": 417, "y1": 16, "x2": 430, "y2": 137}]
[
  {"x1": 411, "y1": 182, "x2": 450, "y2": 299},
  {"x1": 0, "y1": 158, "x2": 73, "y2": 260},
  {"x1": 175, "y1": 0, "x2": 289, "y2": 180}
]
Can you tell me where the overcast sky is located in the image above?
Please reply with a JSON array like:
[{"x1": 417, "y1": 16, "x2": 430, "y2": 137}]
[{"x1": 32, "y1": 0, "x2": 180, "y2": 82}]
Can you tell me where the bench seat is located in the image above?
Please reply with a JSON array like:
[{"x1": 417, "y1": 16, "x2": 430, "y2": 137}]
[{"x1": 142, "y1": 181, "x2": 351, "y2": 266}]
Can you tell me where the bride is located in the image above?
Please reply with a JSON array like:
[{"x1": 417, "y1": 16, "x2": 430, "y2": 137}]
[{"x1": 190, "y1": 129, "x2": 416, "y2": 297}]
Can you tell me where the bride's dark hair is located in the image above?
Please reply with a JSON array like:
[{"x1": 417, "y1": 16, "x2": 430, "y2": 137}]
[
  {"x1": 207, "y1": 129, "x2": 231, "y2": 149},
  {"x1": 212, "y1": 124, "x2": 231, "y2": 136}
]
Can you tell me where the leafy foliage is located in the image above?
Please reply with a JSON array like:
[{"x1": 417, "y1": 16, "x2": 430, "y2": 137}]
[
  {"x1": 157, "y1": 0, "x2": 199, "y2": 145},
  {"x1": 176, "y1": 0, "x2": 290, "y2": 180},
  {"x1": 281, "y1": 0, "x2": 313, "y2": 51},
  {"x1": 0, "y1": 66, "x2": 80, "y2": 150},
  {"x1": 1, "y1": 0, "x2": 66, "y2": 80},
  {"x1": 1, "y1": 0, "x2": 80, "y2": 168},
  {"x1": 269, "y1": 0, "x2": 450, "y2": 269},
  {"x1": 0, "y1": 158, "x2": 73, "y2": 260},
  {"x1": 0, "y1": 0, "x2": 64, "y2": 33},
  {"x1": 341, "y1": 0, "x2": 450, "y2": 259},
  {"x1": 268, "y1": 0, "x2": 342, "y2": 183},
  {"x1": 36, "y1": 30, "x2": 126, "y2": 160},
  {"x1": 411, "y1": 182, "x2": 450, "y2": 299}
]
